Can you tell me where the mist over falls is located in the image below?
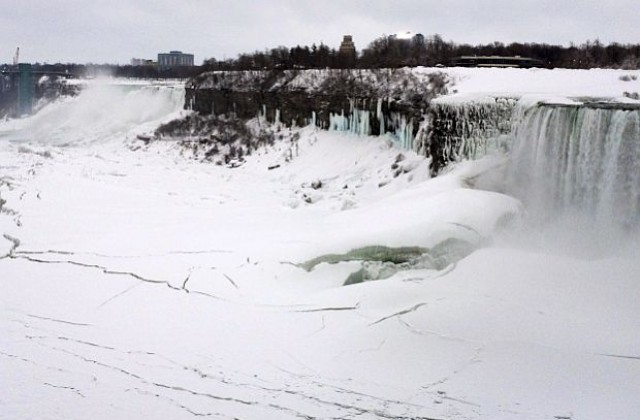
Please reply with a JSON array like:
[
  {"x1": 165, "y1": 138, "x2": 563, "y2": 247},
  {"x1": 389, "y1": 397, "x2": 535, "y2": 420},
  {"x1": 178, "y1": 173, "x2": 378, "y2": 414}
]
[{"x1": 4, "y1": 82, "x2": 185, "y2": 145}]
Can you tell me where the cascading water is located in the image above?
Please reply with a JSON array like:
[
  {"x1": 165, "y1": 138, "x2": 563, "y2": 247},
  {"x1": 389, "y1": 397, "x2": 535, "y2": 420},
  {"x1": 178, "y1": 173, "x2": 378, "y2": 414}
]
[
  {"x1": 507, "y1": 103, "x2": 640, "y2": 235},
  {"x1": 1, "y1": 80, "x2": 185, "y2": 146}
]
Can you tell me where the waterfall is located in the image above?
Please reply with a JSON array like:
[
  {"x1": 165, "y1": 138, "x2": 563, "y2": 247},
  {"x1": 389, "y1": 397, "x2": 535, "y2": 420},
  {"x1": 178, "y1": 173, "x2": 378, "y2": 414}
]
[
  {"x1": 2, "y1": 81, "x2": 186, "y2": 146},
  {"x1": 507, "y1": 103, "x2": 640, "y2": 231}
]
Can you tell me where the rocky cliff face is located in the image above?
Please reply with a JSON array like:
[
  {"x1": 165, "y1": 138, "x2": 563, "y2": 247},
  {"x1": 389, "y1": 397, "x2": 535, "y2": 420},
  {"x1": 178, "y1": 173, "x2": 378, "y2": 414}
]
[
  {"x1": 184, "y1": 69, "x2": 520, "y2": 174},
  {"x1": 186, "y1": 69, "x2": 447, "y2": 143},
  {"x1": 415, "y1": 95, "x2": 518, "y2": 172}
]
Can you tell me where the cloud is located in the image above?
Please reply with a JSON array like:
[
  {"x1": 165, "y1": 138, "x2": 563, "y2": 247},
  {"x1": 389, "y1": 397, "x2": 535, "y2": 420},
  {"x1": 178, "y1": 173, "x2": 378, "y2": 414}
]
[{"x1": 2, "y1": 0, "x2": 639, "y2": 64}]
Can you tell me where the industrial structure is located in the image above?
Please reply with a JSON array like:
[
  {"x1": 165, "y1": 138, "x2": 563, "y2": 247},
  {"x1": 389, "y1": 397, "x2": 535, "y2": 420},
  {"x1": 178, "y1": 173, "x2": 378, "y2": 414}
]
[{"x1": 1, "y1": 55, "x2": 76, "y2": 117}]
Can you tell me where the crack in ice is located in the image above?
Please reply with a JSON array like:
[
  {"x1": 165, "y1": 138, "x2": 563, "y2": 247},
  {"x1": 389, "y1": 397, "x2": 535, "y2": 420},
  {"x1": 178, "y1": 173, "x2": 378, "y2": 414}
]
[
  {"x1": 26, "y1": 314, "x2": 92, "y2": 327},
  {"x1": 223, "y1": 273, "x2": 239, "y2": 290},
  {"x1": 292, "y1": 303, "x2": 360, "y2": 313},
  {"x1": 16, "y1": 248, "x2": 234, "y2": 259},
  {"x1": 43, "y1": 382, "x2": 86, "y2": 398},
  {"x1": 599, "y1": 353, "x2": 640, "y2": 361},
  {"x1": 369, "y1": 303, "x2": 428, "y2": 326},
  {"x1": 12, "y1": 253, "x2": 177, "y2": 286},
  {"x1": 97, "y1": 283, "x2": 144, "y2": 308}
]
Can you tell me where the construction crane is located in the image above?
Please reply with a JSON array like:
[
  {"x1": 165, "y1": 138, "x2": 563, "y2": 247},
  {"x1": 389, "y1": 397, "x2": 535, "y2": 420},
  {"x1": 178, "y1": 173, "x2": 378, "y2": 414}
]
[{"x1": 13, "y1": 47, "x2": 19, "y2": 65}]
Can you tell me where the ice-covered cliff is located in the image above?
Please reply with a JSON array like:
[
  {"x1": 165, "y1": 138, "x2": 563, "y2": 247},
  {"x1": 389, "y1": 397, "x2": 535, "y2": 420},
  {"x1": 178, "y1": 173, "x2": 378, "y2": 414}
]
[
  {"x1": 415, "y1": 94, "x2": 518, "y2": 172},
  {"x1": 186, "y1": 68, "x2": 448, "y2": 151}
]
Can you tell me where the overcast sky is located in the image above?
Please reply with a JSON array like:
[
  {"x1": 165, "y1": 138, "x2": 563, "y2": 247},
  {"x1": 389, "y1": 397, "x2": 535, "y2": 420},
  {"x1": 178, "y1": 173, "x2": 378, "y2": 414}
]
[{"x1": 2, "y1": 0, "x2": 639, "y2": 65}]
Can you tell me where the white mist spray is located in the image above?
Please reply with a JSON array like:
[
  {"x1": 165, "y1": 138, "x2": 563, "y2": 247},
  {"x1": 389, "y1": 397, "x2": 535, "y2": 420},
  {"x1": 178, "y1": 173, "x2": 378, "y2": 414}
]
[{"x1": 5, "y1": 80, "x2": 185, "y2": 146}]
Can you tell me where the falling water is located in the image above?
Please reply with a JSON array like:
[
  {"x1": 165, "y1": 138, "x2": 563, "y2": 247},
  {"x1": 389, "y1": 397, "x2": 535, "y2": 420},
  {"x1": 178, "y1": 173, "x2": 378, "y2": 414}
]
[
  {"x1": 508, "y1": 103, "x2": 640, "y2": 237},
  {"x1": 1, "y1": 80, "x2": 185, "y2": 146}
]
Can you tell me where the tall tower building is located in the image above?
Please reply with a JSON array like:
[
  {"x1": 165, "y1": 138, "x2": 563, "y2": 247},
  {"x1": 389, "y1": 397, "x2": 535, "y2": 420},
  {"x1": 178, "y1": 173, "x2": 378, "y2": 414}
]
[{"x1": 339, "y1": 35, "x2": 357, "y2": 58}]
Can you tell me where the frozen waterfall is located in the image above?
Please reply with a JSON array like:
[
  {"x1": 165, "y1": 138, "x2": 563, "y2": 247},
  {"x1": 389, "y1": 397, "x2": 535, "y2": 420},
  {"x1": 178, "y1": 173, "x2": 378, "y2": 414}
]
[
  {"x1": 328, "y1": 98, "x2": 416, "y2": 150},
  {"x1": 2, "y1": 81, "x2": 186, "y2": 145},
  {"x1": 507, "y1": 103, "x2": 640, "y2": 231}
]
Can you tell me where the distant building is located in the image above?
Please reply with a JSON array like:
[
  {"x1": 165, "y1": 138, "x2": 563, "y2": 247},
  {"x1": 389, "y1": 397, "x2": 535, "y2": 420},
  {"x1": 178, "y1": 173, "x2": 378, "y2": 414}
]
[
  {"x1": 131, "y1": 58, "x2": 155, "y2": 66},
  {"x1": 389, "y1": 31, "x2": 425, "y2": 45},
  {"x1": 157, "y1": 51, "x2": 195, "y2": 68},
  {"x1": 451, "y1": 56, "x2": 543, "y2": 68},
  {"x1": 339, "y1": 35, "x2": 357, "y2": 57}
]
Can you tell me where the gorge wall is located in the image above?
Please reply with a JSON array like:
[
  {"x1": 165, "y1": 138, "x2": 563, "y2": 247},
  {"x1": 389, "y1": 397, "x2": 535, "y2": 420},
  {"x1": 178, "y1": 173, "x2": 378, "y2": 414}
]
[
  {"x1": 184, "y1": 69, "x2": 519, "y2": 173},
  {"x1": 183, "y1": 68, "x2": 640, "y2": 232},
  {"x1": 185, "y1": 69, "x2": 444, "y2": 156},
  {"x1": 416, "y1": 95, "x2": 518, "y2": 172}
]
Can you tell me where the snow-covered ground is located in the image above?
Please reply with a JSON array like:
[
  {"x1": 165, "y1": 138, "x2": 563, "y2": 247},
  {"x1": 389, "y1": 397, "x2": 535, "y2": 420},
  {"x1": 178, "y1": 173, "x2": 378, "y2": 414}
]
[
  {"x1": 428, "y1": 66, "x2": 640, "y2": 98},
  {"x1": 1, "y1": 75, "x2": 639, "y2": 420}
]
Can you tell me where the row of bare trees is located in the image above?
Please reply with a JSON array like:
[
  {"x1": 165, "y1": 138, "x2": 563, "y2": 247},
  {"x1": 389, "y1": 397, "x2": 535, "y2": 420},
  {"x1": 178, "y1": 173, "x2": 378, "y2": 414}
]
[
  {"x1": 202, "y1": 43, "x2": 351, "y2": 71},
  {"x1": 201, "y1": 35, "x2": 640, "y2": 71}
]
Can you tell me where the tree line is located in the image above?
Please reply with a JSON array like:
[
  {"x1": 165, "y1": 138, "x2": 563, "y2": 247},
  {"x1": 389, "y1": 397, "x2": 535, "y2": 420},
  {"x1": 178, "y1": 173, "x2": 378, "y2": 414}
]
[
  {"x1": 8, "y1": 35, "x2": 639, "y2": 80},
  {"x1": 201, "y1": 35, "x2": 640, "y2": 71}
]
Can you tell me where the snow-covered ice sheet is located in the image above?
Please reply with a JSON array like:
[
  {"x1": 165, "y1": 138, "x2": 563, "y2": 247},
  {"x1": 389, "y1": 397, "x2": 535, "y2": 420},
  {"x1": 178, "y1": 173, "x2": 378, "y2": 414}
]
[{"x1": 1, "y1": 78, "x2": 639, "y2": 420}]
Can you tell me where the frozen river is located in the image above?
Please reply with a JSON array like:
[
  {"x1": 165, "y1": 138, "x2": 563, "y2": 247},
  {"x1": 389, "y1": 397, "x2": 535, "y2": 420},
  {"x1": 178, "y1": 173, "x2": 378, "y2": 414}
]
[{"x1": 1, "y1": 79, "x2": 639, "y2": 420}]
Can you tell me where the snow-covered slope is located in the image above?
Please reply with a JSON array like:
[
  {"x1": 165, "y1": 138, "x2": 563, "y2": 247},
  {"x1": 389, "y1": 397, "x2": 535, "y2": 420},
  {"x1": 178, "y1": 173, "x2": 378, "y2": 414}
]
[{"x1": 1, "y1": 76, "x2": 639, "y2": 420}]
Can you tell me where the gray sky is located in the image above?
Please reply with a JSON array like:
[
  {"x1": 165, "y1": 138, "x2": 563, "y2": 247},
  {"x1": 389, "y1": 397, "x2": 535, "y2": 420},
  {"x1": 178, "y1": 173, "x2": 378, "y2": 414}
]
[{"x1": 2, "y1": 0, "x2": 639, "y2": 65}]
